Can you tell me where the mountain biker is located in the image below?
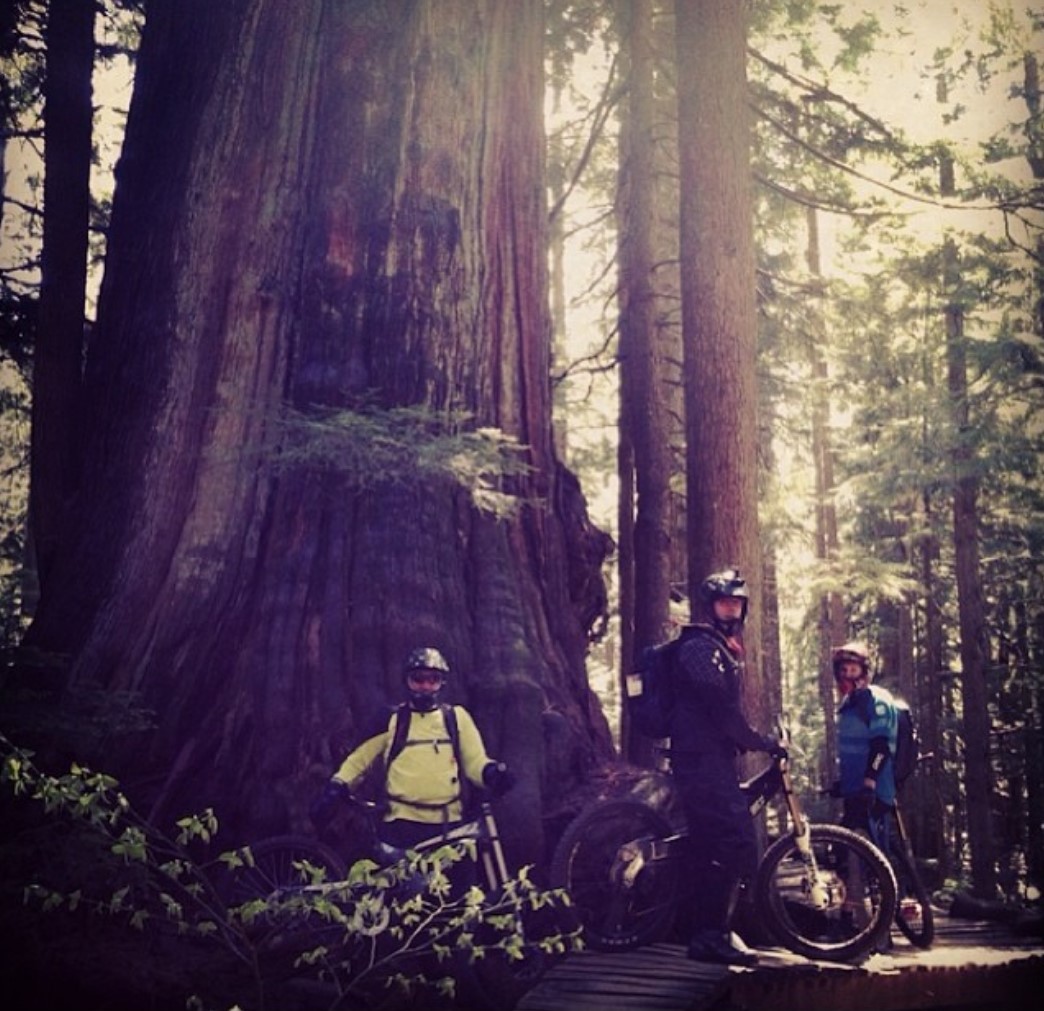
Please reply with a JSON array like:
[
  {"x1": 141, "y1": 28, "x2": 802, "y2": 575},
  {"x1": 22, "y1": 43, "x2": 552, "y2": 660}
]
[
  {"x1": 832, "y1": 641, "x2": 899, "y2": 839},
  {"x1": 310, "y1": 646, "x2": 514, "y2": 849},
  {"x1": 669, "y1": 568, "x2": 785, "y2": 966}
]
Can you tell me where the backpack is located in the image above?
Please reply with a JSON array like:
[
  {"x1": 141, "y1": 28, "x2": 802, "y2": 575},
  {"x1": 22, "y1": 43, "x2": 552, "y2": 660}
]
[
  {"x1": 893, "y1": 698, "x2": 920, "y2": 788},
  {"x1": 627, "y1": 627, "x2": 700, "y2": 739}
]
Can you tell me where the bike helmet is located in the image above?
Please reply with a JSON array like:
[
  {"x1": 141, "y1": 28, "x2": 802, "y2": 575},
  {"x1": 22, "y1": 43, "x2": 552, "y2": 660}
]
[
  {"x1": 832, "y1": 641, "x2": 871, "y2": 694},
  {"x1": 403, "y1": 646, "x2": 450, "y2": 711},
  {"x1": 698, "y1": 568, "x2": 749, "y2": 635}
]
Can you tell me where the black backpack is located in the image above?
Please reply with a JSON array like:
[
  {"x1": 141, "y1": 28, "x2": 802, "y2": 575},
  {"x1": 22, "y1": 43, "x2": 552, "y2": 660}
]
[
  {"x1": 627, "y1": 626, "x2": 700, "y2": 739},
  {"x1": 893, "y1": 698, "x2": 920, "y2": 788}
]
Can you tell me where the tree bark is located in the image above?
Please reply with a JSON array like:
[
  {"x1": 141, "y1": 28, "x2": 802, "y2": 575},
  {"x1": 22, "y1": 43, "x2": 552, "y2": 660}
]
[
  {"x1": 21, "y1": 0, "x2": 613, "y2": 866},
  {"x1": 30, "y1": 0, "x2": 94, "y2": 595},
  {"x1": 805, "y1": 202, "x2": 843, "y2": 785},
  {"x1": 675, "y1": 0, "x2": 767, "y2": 728},
  {"x1": 940, "y1": 127, "x2": 996, "y2": 894},
  {"x1": 618, "y1": 0, "x2": 673, "y2": 765}
]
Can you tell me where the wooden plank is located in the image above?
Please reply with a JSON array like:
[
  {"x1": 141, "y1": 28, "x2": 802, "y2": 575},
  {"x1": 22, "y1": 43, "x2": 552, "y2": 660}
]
[
  {"x1": 517, "y1": 915, "x2": 1044, "y2": 1011},
  {"x1": 727, "y1": 954, "x2": 1044, "y2": 1011},
  {"x1": 517, "y1": 943, "x2": 733, "y2": 1010}
]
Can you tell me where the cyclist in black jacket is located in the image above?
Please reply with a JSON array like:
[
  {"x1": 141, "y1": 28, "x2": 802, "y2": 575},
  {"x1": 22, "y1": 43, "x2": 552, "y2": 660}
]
[{"x1": 669, "y1": 569, "x2": 783, "y2": 966}]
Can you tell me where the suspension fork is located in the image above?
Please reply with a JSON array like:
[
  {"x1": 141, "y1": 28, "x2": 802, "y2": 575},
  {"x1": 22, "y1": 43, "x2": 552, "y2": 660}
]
[
  {"x1": 479, "y1": 801, "x2": 510, "y2": 888},
  {"x1": 777, "y1": 759, "x2": 832, "y2": 910}
]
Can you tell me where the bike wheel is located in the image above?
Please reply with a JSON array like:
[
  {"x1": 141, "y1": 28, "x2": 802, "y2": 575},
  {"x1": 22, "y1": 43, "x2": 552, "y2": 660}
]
[
  {"x1": 220, "y1": 834, "x2": 347, "y2": 907},
  {"x1": 891, "y1": 843, "x2": 935, "y2": 948},
  {"x1": 549, "y1": 798, "x2": 679, "y2": 951},
  {"x1": 753, "y1": 823, "x2": 897, "y2": 963}
]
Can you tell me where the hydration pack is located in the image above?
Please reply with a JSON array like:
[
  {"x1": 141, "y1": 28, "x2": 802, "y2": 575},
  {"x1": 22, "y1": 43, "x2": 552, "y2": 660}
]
[
  {"x1": 893, "y1": 698, "x2": 920, "y2": 787},
  {"x1": 381, "y1": 702, "x2": 471, "y2": 812},
  {"x1": 627, "y1": 626, "x2": 702, "y2": 739}
]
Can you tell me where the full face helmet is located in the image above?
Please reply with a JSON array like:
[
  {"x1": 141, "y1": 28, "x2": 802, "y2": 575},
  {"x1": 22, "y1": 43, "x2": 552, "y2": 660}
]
[
  {"x1": 698, "y1": 568, "x2": 750, "y2": 636},
  {"x1": 402, "y1": 647, "x2": 450, "y2": 711},
  {"x1": 831, "y1": 641, "x2": 871, "y2": 696}
]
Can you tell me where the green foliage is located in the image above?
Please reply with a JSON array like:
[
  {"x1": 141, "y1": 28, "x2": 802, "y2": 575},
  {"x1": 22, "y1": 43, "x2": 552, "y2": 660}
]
[
  {"x1": 0, "y1": 732, "x2": 580, "y2": 1010},
  {"x1": 231, "y1": 842, "x2": 581, "y2": 1008},
  {"x1": 264, "y1": 403, "x2": 534, "y2": 518}
]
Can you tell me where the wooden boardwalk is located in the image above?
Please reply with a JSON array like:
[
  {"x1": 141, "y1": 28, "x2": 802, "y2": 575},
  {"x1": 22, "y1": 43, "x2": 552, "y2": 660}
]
[{"x1": 516, "y1": 911, "x2": 1044, "y2": 1011}]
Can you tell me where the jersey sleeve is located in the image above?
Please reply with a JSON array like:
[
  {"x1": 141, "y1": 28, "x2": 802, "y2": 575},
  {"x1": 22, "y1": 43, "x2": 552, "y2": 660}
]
[
  {"x1": 332, "y1": 710, "x2": 394, "y2": 788},
  {"x1": 454, "y1": 706, "x2": 493, "y2": 786}
]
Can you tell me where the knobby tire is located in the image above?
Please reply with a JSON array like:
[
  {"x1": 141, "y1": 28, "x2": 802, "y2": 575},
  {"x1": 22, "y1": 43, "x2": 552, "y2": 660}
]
[
  {"x1": 549, "y1": 798, "x2": 679, "y2": 952},
  {"x1": 753, "y1": 823, "x2": 897, "y2": 963},
  {"x1": 221, "y1": 833, "x2": 348, "y2": 906},
  {"x1": 217, "y1": 834, "x2": 349, "y2": 979},
  {"x1": 890, "y1": 841, "x2": 935, "y2": 948}
]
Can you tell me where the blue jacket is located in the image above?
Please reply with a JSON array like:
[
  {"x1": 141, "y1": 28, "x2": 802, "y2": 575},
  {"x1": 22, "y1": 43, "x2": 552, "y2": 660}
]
[{"x1": 837, "y1": 684, "x2": 899, "y2": 806}]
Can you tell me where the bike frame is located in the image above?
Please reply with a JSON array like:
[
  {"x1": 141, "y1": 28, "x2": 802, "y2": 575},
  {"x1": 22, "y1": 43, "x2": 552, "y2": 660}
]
[
  {"x1": 610, "y1": 754, "x2": 811, "y2": 889},
  {"x1": 363, "y1": 797, "x2": 510, "y2": 894},
  {"x1": 606, "y1": 750, "x2": 873, "y2": 934}
]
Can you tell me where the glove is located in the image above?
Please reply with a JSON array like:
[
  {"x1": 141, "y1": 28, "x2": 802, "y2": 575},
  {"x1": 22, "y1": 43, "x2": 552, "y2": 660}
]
[
  {"x1": 763, "y1": 735, "x2": 788, "y2": 760},
  {"x1": 482, "y1": 761, "x2": 515, "y2": 797},
  {"x1": 309, "y1": 779, "x2": 351, "y2": 828}
]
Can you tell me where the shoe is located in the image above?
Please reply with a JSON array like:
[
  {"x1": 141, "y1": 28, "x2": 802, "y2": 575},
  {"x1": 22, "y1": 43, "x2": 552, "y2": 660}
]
[
  {"x1": 687, "y1": 929, "x2": 759, "y2": 966},
  {"x1": 873, "y1": 931, "x2": 894, "y2": 954}
]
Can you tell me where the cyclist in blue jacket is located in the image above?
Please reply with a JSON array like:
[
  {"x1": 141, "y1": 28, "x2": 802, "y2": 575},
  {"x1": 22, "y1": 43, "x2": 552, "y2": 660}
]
[
  {"x1": 832, "y1": 641, "x2": 899, "y2": 835},
  {"x1": 670, "y1": 569, "x2": 784, "y2": 966}
]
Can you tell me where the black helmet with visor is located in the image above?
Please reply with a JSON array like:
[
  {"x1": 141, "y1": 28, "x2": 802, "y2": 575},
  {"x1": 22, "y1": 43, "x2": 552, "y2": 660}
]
[
  {"x1": 403, "y1": 647, "x2": 450, "y2": 711},
  {"x1": 698, "y1": 568, "x2": 750, "y2": 635}
]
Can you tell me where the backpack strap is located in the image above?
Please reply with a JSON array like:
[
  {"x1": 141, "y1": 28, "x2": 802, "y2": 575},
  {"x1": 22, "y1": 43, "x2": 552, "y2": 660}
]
[
  {"x1": 382, "y1": 702, "x2": 471, "y2": 817},
  {"x1": 386, "y1": 702, "x2": 413, "y2": 766},
  {"x1": 440, "y1": 704, "x2": 472, "y2": 814}
]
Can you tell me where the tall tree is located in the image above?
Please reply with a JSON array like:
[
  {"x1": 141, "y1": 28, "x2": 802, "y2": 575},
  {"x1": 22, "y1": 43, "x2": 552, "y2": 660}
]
[
  {"x1": 617, "y1": 0, "x2": 673, "y2": 765},
  {"x1": 805, "y1": 201, "x2": 844, "y2": 785},
  {"x1": 675, "y1": 0, "x2": 767, "y2": 724},
  {"x1": 29, "y1": 0, "x2": 94, "y2": 595},
  {"x1": 20, "y1": 0, "x2": 613, "y2": 865},
  {"x1": 942, "y1": 240, "x2": 997, "y2": 895}
]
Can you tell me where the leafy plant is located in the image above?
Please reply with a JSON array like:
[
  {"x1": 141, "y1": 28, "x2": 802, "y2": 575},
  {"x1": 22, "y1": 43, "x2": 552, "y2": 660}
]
[
  {"x1": 257, "y1": 403, "x2": 534, "y2": 518},
  {"x1": 0, "y1": 732, "x2": 581, "y2": 1010}
]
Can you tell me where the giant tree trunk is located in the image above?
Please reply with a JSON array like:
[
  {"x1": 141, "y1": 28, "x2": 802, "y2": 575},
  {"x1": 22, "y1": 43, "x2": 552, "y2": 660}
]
[
  {"x1": 21, "y1": 0, "x2": 612, "y2": 866},
  {"x1": 675, "y1": 0, "x2": 768, "y2": 728}
]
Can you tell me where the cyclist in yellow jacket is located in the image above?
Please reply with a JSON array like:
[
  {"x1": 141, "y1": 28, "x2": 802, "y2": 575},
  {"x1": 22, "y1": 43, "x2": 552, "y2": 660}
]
[{"x1": 310, "y1": 647, "x2": 514, "y2": 849}]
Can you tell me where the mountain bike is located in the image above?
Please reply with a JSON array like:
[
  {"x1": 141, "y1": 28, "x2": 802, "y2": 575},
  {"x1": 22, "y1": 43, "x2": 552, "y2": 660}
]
[
  {"x1": 549, "y1": 745, "x2": 898, "y2": 963},
  {"x1": 219, "y1": 793, "x2": 571, "y2": 1010}
]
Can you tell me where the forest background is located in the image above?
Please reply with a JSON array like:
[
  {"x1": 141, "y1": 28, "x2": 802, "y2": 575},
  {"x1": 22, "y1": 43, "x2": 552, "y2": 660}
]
[{"x1": 0, "y1": 0, "x2": 1041, "y2": 1006}]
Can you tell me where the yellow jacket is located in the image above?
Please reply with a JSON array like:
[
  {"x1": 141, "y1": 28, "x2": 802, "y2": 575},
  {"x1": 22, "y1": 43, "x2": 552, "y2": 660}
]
[{"x1": 333, "y1": 704, "x2": 492, "y2": 824}]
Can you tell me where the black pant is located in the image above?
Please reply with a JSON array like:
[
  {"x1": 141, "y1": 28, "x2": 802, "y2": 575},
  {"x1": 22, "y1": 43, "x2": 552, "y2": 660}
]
[
  {"x1": 673, "y1": 751, "x2": 758, "y2": 935},
  {"x1": 378, "y1": 817, "x2": 463, "y2": 850},
  {"x1": 841, "y1": 796, "x2": 894, "y2": 857}
]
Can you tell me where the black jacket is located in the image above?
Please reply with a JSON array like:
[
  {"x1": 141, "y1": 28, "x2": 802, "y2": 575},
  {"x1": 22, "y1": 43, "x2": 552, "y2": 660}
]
[{"x1": 667, "y1": 624, "x2": 772, "y2": 759}]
